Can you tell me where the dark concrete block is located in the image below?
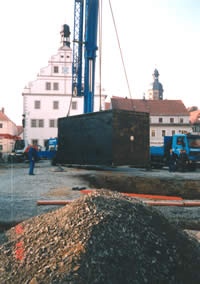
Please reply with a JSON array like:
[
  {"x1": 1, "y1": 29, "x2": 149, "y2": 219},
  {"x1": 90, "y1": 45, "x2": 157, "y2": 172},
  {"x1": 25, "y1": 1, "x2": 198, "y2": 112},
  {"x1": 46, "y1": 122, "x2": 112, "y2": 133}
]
[{"x1": 57, "y1": 109, "x2": 150, "y2": 167}]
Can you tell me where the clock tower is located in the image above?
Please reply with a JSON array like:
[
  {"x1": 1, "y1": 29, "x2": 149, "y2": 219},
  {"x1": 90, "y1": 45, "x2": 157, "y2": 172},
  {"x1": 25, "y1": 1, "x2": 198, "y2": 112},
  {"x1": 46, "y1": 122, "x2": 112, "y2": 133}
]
[{"x1": 148, "y1": 69, "x2": 164, "y2": 100}]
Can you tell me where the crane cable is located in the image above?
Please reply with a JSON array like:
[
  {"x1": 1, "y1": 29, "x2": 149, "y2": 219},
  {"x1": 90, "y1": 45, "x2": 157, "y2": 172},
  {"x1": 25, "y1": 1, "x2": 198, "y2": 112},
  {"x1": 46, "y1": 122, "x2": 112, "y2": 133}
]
[
  {"x1": 108, "y1": 0, "x2": 133, "y2": 100},
  {"x1": 98, "y1": 0, "x2": 103, "y2": 111}
]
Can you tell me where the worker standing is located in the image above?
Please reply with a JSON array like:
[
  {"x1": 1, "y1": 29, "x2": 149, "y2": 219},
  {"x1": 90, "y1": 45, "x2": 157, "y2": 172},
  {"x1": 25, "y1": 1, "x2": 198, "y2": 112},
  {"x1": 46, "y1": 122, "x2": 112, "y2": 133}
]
[
  {"x1": 168, "y1": 149, "x2": 176, "y2": 172},
  {"x1": 177, "y1": 149, "x2": 188, "y2": 172},
  {"x1": 28, "y1": 143, "x2": 38, "y2": 175}
]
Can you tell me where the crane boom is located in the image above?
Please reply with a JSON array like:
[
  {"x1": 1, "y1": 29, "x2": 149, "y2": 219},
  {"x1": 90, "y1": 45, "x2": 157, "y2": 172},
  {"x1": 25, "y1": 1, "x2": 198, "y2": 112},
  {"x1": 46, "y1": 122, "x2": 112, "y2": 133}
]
[
  {"x1": 72, "y1": 0, "x2": 99, "y2": 113},
  {"x1": 72, "y1": 0, "x2": 84, "y2": 97}
]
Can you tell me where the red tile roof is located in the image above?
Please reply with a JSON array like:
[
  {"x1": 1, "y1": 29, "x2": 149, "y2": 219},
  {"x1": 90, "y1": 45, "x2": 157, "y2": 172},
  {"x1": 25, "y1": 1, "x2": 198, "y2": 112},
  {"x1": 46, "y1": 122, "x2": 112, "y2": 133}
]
[
  {"x1": 105, "y1": 102, "x2": 111, "y2": 110},
  {"x1": 111, "y1": 97, "x2": 189, "y2": 116},
  {"x1": 17, "y1": 126, "x2": 23, "y2": 135},
  {"x1": 190, "y1": 110, "x2": 200, "y2": 124},
  {"x1": 0, "y1": 111, "x2": 10, "y2": 121}
]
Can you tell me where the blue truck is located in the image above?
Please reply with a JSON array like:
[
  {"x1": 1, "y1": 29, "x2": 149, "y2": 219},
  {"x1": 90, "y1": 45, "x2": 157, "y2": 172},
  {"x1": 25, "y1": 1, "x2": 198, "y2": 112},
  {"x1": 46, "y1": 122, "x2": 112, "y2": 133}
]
[
  {"x1": 9, "y1": 138, "x2": 58, "y2": 162},
  {"x1": 37, "y1": 138, "x2": 58, "y2": 160},
  {"x1": 150, "y1": 134, "x2": 200, "y2": 171}
]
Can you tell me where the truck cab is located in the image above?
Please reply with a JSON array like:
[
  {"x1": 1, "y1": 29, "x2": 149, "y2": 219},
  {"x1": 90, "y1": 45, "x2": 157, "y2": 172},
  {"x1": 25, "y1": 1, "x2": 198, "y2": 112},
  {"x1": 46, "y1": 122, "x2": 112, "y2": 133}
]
[
  {"x1": 172, "y1": 134, "x2": 200, "y2": 162},
  {"x1": 150, "y1": 134, "x2": 200, "y2": 170}
]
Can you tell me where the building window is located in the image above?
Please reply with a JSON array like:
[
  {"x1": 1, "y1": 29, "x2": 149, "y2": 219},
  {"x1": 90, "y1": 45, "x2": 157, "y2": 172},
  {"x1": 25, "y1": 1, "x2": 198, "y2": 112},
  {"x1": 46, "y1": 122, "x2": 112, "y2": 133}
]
[
  {"x1": 151, "y1": 130, "x2": 156, "y2": 137},
  {"x1": 159, "y1": 117, "x2": 163, "y2": 123},
  {"x1": 72, "y1": 101, "x2": 77, "y2": 110},
  {"x1": 170, "y1": 118, "x2": 174, "y2": 123},
  {"x1": 34, "y1": 100, "x2": 41, "y2": 109},
  {"x1": 162, "y1": 130, "x2": 166, "y2": 137},
  {"x1": 53, "y1": 101, "x2": 59, "y2": 109},
  {"x1": 32, "y1": 139, "x2": 38, "y2": 145},
  {"x1": 38, "y1": 119, "x2": 44, "y2": 128},
  {"x1": 180, "y1": 118, "x2": 184, "y2": 123},
  {"x1": 31, "y1": 119, "x2": 37, "y2": 128},
  {"x1": 0, "y1": 123, "x2": 3, "y2": 128},
  {"x1": 46, "y1": 82, "x2": 51, "y2": 90},
  {"x1": 0, "y1": 145, "x2": 3, "y2": 150},
  {"x1": 172, "y1": 130, "x2": 175, "y2": 135},
  {"x1": 53, "y1": 82, "x2": 59, "y2": 91},
  {"x1": 49, "y1": 119, "x2": 57, "y2": 128},
  {"x1": 31, "y1": 119, "x2": 44, "y2": 128},
  {"x1": 53, "y1": 66, "x2": 59, "y2": 73}
]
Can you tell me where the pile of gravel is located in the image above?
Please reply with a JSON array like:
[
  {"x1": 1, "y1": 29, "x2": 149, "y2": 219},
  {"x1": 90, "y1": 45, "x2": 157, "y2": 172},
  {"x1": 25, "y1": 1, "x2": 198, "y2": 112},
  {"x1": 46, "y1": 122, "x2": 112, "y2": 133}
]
[{"x1": 0, "y1": 190, "x2": 200, "y2": 284}]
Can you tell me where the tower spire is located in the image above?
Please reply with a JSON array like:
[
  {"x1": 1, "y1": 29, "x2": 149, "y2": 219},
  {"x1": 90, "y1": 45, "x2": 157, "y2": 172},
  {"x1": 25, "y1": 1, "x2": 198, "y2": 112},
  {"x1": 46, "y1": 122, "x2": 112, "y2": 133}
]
[
  {"x1": 148, "y1": 69, "x2": 164, "y2": 100},
  {"x1": 60, "y1": 24, "x2": 71, "y2": 47}
]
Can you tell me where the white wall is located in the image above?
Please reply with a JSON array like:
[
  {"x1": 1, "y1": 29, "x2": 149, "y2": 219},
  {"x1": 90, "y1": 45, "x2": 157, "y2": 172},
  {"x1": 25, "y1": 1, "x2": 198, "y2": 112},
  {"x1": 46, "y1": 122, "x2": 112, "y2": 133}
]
[
  {"x1": 23, "y1": 43, "x2": 106, "y2": 146},
  {"x1": 0, "y1": 119, "x2": 18, "y2": 154}
]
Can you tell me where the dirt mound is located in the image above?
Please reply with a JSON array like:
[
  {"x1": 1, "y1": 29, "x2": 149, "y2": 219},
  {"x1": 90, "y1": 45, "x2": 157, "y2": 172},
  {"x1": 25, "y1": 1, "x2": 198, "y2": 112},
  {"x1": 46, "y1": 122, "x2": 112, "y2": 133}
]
[{"x1": 0, "y1": 190, "x2": 200, "y2": 284}]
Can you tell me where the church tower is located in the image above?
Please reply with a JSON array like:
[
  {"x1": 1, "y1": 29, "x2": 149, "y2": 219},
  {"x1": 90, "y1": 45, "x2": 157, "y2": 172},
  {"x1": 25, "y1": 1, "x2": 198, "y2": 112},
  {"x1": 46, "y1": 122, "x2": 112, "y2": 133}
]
[{"x1": 148, "y1": 69, "x2": 164, "y2": 100}]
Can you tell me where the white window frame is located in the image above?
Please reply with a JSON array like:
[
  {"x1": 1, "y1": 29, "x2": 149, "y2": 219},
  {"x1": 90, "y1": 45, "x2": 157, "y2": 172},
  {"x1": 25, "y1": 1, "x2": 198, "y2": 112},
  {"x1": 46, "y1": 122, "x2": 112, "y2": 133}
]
[
  {"x1": 72, "y1": 101, "x2": 77, "y2": 110},
  {"x1": 151, "y1": 130, "x2": 156, "y2": 137},
  {"x1": 31, "y1": 119, "x2": 37, "y2": 128},
  {"x1": 162, "y1": 130, "x2": 166, "y2": 137},
  {"x1": 53, "y1": 82, "x2": 59, "y2": 91},
  {"x1": 53, "y1": 101, "x2": 59, "y2": 110},
  {"x1": 34, "y1": 100, "x2": 41, "y2": 109},
  {"x1": 46, "y1": 82, "x2": 51, "y2": 90},
  {"x1": 38, "y1": 119, "x2": 44, "y2": 128},
  {"x1": 53, "y1": 66, "x2": 59, "y2": 73}
]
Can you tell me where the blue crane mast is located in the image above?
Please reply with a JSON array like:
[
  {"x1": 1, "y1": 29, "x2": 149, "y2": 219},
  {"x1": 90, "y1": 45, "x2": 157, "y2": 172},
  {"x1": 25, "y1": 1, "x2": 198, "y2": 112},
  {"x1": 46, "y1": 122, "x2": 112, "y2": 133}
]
[{"x1": 72, "y1": 0, "x2": 99, "y2": 113}]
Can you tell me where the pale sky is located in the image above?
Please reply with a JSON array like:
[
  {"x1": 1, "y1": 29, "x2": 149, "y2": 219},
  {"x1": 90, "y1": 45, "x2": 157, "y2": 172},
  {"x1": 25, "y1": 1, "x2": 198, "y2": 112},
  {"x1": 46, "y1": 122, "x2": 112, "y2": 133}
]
[{"x1": 0, "y1": 0, "x2": 200, "y2": 125}]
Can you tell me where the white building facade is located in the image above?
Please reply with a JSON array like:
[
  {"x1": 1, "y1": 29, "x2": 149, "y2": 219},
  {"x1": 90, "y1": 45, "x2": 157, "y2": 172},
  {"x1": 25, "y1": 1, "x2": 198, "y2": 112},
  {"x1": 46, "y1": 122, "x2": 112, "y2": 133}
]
[
  {"x1": 111, "y1": 97, "x2": 192, "y2": 147},
  {"x1": 150, "y1": 115, "x2": 192, "y2": 146},
  {"x1": 0, "y1": 108, "x2": 19, "y2": 157},
  {"x1": 22, "y1": 25, "x2": 106, "y2": 148}
]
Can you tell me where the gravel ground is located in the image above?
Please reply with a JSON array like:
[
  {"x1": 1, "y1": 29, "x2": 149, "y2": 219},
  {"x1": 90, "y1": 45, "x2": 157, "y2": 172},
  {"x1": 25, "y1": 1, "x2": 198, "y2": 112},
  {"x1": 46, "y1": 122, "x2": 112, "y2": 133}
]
[
  {"x1": 0, "y1": 190, "x2": 200, "y2": 284},
  {"x1": 0, "y1": 160, "x2": 200, "y2": 234}
]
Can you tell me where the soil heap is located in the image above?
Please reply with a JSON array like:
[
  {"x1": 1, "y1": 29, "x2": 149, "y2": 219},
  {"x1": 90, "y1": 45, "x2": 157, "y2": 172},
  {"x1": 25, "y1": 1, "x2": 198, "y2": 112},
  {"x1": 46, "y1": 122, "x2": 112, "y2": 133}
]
[{"x1": 0, "y1": 190, "x2": 200, "y2": 284}]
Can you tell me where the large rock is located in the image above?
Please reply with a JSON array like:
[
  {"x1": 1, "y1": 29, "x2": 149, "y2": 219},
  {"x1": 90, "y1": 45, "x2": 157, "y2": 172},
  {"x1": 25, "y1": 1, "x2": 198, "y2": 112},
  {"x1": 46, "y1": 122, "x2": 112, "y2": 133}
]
[{"x1": 0, "y1": 190, "x2": 200, "y2": 283}]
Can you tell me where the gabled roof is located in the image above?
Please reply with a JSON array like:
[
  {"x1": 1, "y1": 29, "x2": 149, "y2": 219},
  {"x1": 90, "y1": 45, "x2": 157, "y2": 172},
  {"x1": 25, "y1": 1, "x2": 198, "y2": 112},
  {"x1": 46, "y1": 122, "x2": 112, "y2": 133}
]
[
  {"x1": 105, "y1": 102, "x2": 111, "y2": 110},
  {"x1": 111, "y1": 97, "x2": 189, "y2": 116},
  {"x1": 17, "y1": 126, "x2": 23, "y2": 135},
  {"x1": 190, "y1": 110, "x2": 200, "y2": 124},
  {"x1": 0, "y1": 111, "x2": 10, "y2": 121}
]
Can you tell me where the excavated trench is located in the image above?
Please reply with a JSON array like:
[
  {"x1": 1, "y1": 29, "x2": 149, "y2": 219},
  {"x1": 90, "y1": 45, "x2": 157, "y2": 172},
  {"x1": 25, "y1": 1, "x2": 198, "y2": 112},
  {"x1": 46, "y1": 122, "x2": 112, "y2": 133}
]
[
  {"x1": 78, "y1": 172, "x2": 200, "y2": 231},
  {"x1": 80, "y1": 172, "x2": 200, "y2": 199}
]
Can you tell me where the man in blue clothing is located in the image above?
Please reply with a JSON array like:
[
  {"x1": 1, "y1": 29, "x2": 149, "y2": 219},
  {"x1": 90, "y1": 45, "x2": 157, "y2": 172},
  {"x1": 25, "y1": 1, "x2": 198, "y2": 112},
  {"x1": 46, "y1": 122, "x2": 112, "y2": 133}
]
[
  {"x1": 168, "y1": 149, "x2": 176, "y2": 172},
  {"x1": 28, "y1": 144, "x2": 38, "y2": 175}
]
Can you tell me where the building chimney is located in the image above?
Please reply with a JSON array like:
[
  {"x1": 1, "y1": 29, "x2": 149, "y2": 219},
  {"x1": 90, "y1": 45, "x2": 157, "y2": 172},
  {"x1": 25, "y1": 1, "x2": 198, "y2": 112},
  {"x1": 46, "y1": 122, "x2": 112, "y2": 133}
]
[{"x1": 1, "y1": 107, "x2": 4, "y2": 113}]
